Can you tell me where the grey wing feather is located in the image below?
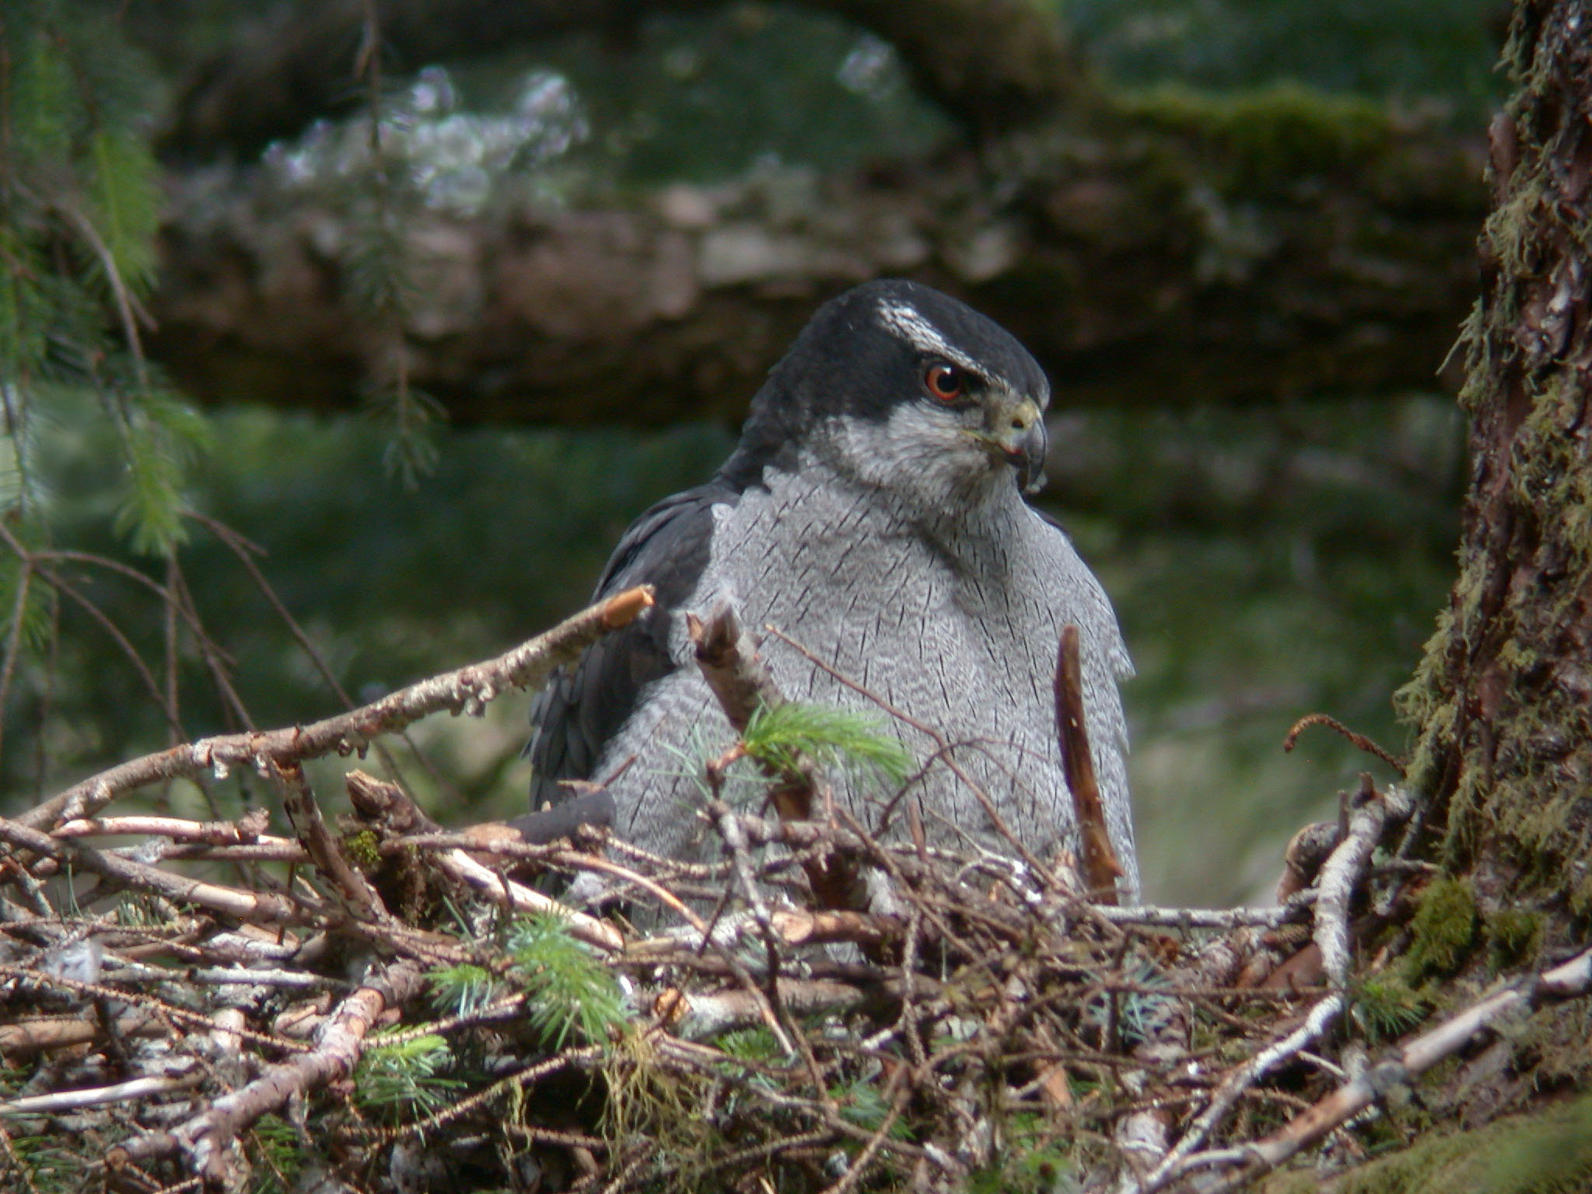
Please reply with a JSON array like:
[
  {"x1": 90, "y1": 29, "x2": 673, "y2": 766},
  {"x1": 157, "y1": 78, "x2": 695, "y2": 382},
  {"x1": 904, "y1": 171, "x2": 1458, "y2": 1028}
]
[{"x1": 526, "y1": 481, "x2": 735, "y2": 808}]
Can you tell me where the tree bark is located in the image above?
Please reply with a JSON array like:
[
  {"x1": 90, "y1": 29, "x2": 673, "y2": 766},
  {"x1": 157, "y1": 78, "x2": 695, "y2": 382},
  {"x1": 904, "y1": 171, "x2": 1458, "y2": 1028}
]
[
  {"x1": 135, "y1": 0, "x2": 1490, "y2": 426},
  {"x1": 1398, "y1": 0, "x2": 1592, "y2": 917},
  {"x1": 150, "y1": 122, "x2": 1483, "y2": 426}
]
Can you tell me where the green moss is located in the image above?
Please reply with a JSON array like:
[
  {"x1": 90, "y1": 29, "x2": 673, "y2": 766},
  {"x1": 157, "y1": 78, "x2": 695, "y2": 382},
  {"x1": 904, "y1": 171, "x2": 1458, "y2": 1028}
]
[
  {"x1": 1393, "y1": 600, "x2": 1460, "y2": 808},
  {"x1": 1474, "y1": 1095, "x2": 1592, "y2": 1193},
  {"x1": 1266, "y1": 1175, "x2": 1323, "y2": 1194},
  {"x1": 1117, "y1": 81, "x2": 1393, "y2": 188},
  {"x1": 1485, "y1": 908, "x2": 1543, "y2": 972},
  {"x1": 1571, "y1": 878, "x2": 1592, "y2": 922},
  {"x1": 1530, "y1": 1002, "x2": 1592, "y2": 1090},
  {"x1": 1401, "y1": 878, "x2": 1478, "y2": 981},
  {"x1": 1393, "y1": 604, "x2": 1454, "y2": 730},
  {"x1": 341, "y1": 827, "x2": 382, "y2": 870},
  {"x1": 1481, "y1": 182, "x2": 1544, "y2": 283},
  {"x1": 1285, "y1": 1092, "x2": 1592, "y2": 1194}
]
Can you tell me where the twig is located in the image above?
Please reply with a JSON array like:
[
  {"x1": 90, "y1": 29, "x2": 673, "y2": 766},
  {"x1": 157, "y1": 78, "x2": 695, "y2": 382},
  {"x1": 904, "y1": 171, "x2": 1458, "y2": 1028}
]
[
  {"x1": 423, "y1": 846, "x2": 624, "y2": 953},
  {"x1": 52, "y1": 809, "x2": 276, "y2": 844},
  {"x1": 0, "y1": 964, "x2": 311, "y2": 1055},
  {"x1": 16, "y1": 585, "x2": 654, "y2": 831},
  {"x1": 1092, "y1": 900, "x2": 1313, "y2": 931},
  {"x1": 662, "y1": 976, "x2": 892, "y2": 1040},
  {"x1": 1283, "y1": 713, "x2": 1406, "y2": 775},
  {"x1": 0, "y1": 815, "x2": 314, "y2": 926},
  {"x1": 546, "y1": 849, "x2": 706, "y2": 931},
  {"x1": 0, "y1": 1064, "x2": 202, "y2": 1117},
  {"x1": 276, "y1": 761, "x2": 390, "y2": 921},
  {"x1": 1135, "y1": 993, "x2": 1346, "y2": 1193},
  {"x1": 817, "y1": 1066, "x2": 909, "y2": 1194},
  {"x1": 690, "y1": 606, "x2": 867, "y2": 912},
  {"x1": 1191, "y1": 945, "x2": 1592, "y2": 1193},
  {"x1": 120, "y1": 960, "x2": 425, "y2": 1182},
  {"x1": 1315, "y1": 778, "x2": 1411, "y2": 989},
  {"x1": 0, "y1": 1010, "x2": 164, "y2": 1056},
  {"x1": 187, "y1": 510, "x2": 448, "y2": 810},
  {"x1": 1129, "y1": 780, "x2": 1411, "y2": 1193},
  {"x1": 709, "y1": 796, "x2": 779, "y2": 933},
  {"x1": 344, "y1": 769, "x2": 625, "y2": 951}
]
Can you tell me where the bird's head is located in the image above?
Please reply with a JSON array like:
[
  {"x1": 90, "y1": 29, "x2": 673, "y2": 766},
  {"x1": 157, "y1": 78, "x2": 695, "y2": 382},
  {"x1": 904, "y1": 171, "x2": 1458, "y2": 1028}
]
[{"x1": 726, "y1": 280, "x2": 1052, "y2": 510}]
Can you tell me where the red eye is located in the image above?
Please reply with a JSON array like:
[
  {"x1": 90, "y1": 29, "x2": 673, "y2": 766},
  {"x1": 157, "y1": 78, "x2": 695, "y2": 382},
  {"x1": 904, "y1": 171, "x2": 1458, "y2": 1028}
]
[{"x1": 924, "y1": 361, "x2": 965, "y2": 403}]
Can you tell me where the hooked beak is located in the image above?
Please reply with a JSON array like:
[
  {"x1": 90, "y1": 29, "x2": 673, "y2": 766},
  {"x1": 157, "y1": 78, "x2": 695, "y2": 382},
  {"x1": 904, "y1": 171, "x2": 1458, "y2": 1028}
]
[
  {"x1": 1008, "y1": 401, "x2": 1049, "y2": 495},
  {"x1": 969, "y1": 397, "x2": 1048, "y2": 495}
]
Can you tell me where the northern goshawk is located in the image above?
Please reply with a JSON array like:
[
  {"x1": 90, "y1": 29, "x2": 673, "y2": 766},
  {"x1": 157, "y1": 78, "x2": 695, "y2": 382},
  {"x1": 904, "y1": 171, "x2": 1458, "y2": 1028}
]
[{"x1": 527, "y1": 279, "x2": 1137, "y2": 899}]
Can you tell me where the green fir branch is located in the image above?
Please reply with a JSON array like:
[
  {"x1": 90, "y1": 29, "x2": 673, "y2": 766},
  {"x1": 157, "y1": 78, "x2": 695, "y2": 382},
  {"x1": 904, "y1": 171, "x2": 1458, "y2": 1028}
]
[
  {"x1": 110, "y1": 386, "x2": 212, "y2": 557},
  {"x1": 506, "y1": 911, "x2": 627, "y2": 1051},
  {"x1": 366, "y1": 379, "x2": 445, "y2": 488},
  {"x1": 83, "y1": 127, "x2": 160, "y2": 297},
  {"x1": 427, "y1": 962, "x2": 502, "y2": 1017},
  {"x1": 354, "y1": 1032, "x2": 465, "y2": 1120},
  {"x1": 741, "y1": 700, "x2": 914, "y2": 790}
]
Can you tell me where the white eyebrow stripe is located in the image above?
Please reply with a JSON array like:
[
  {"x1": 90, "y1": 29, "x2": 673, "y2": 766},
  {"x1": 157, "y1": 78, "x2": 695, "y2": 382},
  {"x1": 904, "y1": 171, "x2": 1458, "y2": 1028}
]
[{"x1": 875, "y1": 299, "x2": 987, "y2": 377}]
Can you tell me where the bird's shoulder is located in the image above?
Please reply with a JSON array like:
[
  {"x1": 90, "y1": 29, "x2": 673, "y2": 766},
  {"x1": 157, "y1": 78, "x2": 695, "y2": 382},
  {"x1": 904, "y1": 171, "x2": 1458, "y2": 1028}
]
[{"x1": 526, "y1": 476, "x2": 744, "y2": 803}]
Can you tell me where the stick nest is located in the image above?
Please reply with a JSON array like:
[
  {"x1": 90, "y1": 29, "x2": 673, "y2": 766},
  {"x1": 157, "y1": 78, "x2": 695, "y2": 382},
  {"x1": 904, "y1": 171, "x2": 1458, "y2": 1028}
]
[{"x1": 3, "y1": 592, "x2": 1589, "y2": 1194}]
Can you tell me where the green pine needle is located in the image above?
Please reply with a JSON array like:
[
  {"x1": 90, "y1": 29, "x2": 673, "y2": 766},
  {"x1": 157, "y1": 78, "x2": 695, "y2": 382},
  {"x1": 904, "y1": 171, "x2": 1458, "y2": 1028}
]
[
  {"x1": 506, "y1": 912, "x2": 627, "y2": 1050},
  {"x1": 0, "y1": 228, "x2": 51, "y2": 378},
  {"x1": 364, "y1": 381, "x2": 446, "y2": 488},
  {"x1": 355, "y1": 1032, "x2": 464, "y2": 1117},
  {"x1": 12, "y1": 24, "x2": 74, "y2": 167},
  {"x1": 110, "y1": 389, "x2": 213, "y2": 556},
  {"x1": 0, "y1": 557, "x2": 56, "y2": 654},
  {"x1": 86, "y1": 128, "x2": 161, "y2": 297},
  {"x1": 427, "y1": 963, "x2": 502, "y2": 1017},
  {"x1": 1350, "y1": 975, "x2": 1429, "y2": 1043},
  {"x1": 741, "y1": 701, "x2": 913, "y2": 790}
]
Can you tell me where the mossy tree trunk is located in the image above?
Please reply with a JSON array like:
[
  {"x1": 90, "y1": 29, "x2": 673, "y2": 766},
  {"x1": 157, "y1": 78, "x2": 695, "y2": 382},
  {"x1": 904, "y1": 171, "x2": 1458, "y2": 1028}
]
[{"x1": 1398, "y1": 0, "x2": 1592, "y2": 923}]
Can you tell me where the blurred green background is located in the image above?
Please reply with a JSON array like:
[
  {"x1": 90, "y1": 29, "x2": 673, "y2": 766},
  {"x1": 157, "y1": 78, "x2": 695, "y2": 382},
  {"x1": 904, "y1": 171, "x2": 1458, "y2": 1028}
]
[{"x1": 1, "y1": 0, "x2": 1495, "y2": 905}]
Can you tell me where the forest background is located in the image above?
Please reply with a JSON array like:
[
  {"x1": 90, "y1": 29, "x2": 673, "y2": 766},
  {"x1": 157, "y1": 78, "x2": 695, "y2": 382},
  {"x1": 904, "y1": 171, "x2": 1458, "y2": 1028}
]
[{"x1": 0, "y1": 0, "x2": 1505, "y2": 907}]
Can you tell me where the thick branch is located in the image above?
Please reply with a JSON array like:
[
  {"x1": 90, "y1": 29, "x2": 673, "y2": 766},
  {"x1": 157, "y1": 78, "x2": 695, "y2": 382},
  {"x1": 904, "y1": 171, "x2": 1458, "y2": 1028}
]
[{"x1": 150, "y1": 127, "x2": 1481, "y2": 426}]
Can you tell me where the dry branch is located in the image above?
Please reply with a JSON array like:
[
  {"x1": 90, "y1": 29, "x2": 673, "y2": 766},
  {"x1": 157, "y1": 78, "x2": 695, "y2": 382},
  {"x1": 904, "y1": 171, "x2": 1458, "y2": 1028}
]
[
  {"x1": 16, "y1": 585, "x2": 653, "y2": 831},
  {"x1": 1192, "y1": 945, "x2": 1592, "y2": 1193},
  {"x1": 117, "y1": 960, "x2": 426, "y2": 1183},
  {"x1": 1056, "y1": 624, "x2": 1124, "y2": 904},
  {"x1": 690, "y1": 604, "x2": 868, "y2": 914},
  {"x1": 0, "y1": 814, "x2": 310, "y2": 925}
]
